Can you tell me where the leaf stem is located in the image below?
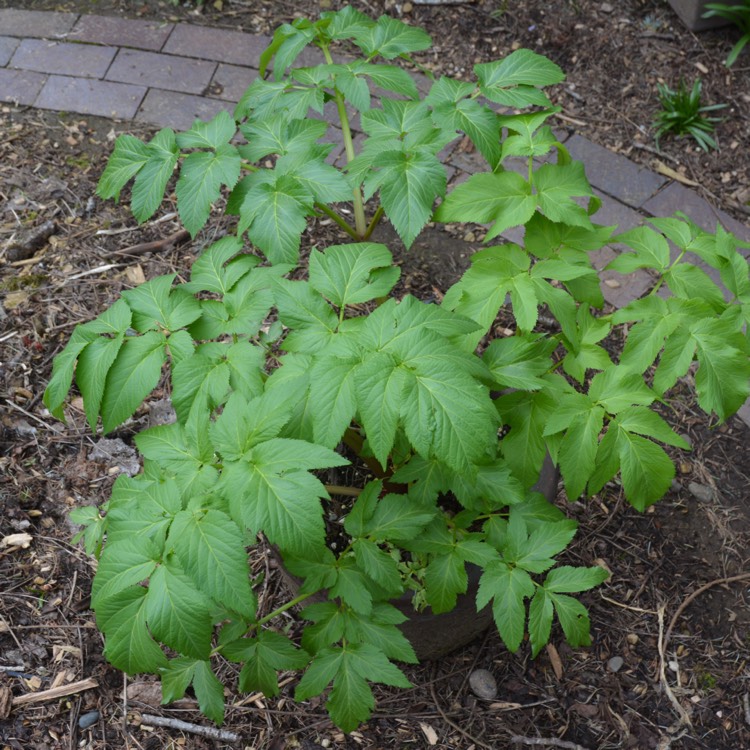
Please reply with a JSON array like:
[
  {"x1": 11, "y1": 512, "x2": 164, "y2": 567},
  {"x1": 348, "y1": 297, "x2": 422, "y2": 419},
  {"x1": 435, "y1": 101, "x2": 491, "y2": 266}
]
[
  {"x1": 322, "y1": 45, "x2": 367, "y2": 238},
  {"x1": 343, "y1": 427, "x2": 387, "y2": 478},
  {"x1": 256, "y1": 591, "x2": 315, "y2": 628},
  {"x1": 315, "y1": 202, "x2": 359, "y2": 239},
  {"x1": 325, "y1": 484, "x2": 362, "y2": 497},
  {"x1": 363, "y1": 206, "x2": 384, "y2": 240}
]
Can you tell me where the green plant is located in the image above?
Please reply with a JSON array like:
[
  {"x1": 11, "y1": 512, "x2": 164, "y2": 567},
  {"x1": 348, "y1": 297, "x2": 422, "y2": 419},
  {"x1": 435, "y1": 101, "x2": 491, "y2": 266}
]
[
  {"x1": 704, "y1": 0, "x2": 750, "y2": 66},
  {"x1": 44, "y1": 6, "x2": 750, "y2": 733},
  {"x1": 653, "y1": 78, "x2": 726, "y2": 151}
]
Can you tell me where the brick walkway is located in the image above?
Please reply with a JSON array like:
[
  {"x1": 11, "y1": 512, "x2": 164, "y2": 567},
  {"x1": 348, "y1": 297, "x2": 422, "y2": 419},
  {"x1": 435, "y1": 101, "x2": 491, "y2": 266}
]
[{"x1": 1, "y1": 7, "x2": 749, "y2": 423}]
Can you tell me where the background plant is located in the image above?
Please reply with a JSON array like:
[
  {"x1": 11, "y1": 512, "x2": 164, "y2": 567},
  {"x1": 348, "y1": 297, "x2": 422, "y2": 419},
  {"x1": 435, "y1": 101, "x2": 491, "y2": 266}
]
[
  {"x1": 704, "y1": 0, "x2": 750, "y2": 66},
  {"x1": 653, "y1": 78, "x2": 726, "y2": 151},
  {"x1": 45, "y1": 6, "x2": 750, "y2": 733}
]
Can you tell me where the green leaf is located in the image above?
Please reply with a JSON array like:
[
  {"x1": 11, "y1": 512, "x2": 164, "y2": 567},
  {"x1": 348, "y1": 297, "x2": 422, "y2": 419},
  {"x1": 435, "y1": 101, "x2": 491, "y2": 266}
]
[
  {"x1": 160, "y1": 656, "x2": 197, "y2": 704},
  {"x1": 476, "y1": 561, "x2": 534, "y2": 652},
  {"x1": 168, "y1": 509, "x2": 255, "y2": 618},
  {"x1": 557, "y1": 406, "x2": 605, "y2": 500},
  {"x1": 357, "y1": 62, "x2": 419, "y2": 98},
  {"x1": 354, "y1": 353, "x2": 408, "y2": 469},
  {"x1": 171, "y1": 347, "x2": 231, "y2": 422},
  {"x1": 309, "y1": 243, "x2": 398, "y2": 307},
  {"x1": 100, "y1": 331, "x2": 167, "y2": 433},
  {"x1": 176, "y1": 110, "x2": 237, "y2": 150},
  {"x1": 274, "y1": 279, "x2": 338, "y2": 353},
  {"x1": 511, "y1": 519, "x2": 578, "y2": 574},
  {"x1": 330, "y1": 563, "x2": 373, "y2": 615},
  {"x1": 92, "y1": 537, "x2": 160, "y2": 606},
  {"x1": 483, "y1": 335, "x2": 555, "y2": 391},
  {"x1": 239, "y1": 174, "x2": 313, "y2": 264},
  {"x1": 424, "y1": 550, "x2": 467, "y2": 613},
  {"x1": 476, "y1": 48, "x2": 565, "y2": 90},
  {"x1": 75, "y1": 332, "x2": 125, "y2": 430},
  {"x1": 308, "y1": 356, "x2": 359, "y2": 448},
  {"x1": 276, "y1": 150, "x2": 352, "y2": 204},
  {"x1": 97, "y1": 134, "x2": 150, "y2": 201},
  {"x1": 607, "y1": 225, "x2": 670, "y2": 273},
  {"x1": 544, "y1": 565, "x2": 609, "y2": 593},
  {"x1": 589, "y1": 367, "x2": 656, "y2": 414},
  {"x1": 357, "y1": 15, "x2": 432, "y2": 59},
  {"x1": 618, "y1": 431, "x2": 675, "y2": 510},
  {"x1": 234, "y1": 630, "x2": 309, "y2": 696},
  {"x1": 365, "y1": 492, "x2": 435, "y2": 542},
  {"x1": 353, "y1": 539, "x2": 403, "y2": 594},
  {"x1": 44, "y1": 327, "x2": 98, "y2": 420},
  {"x1": 145, "y1": 563, "x2": 213, "y2": 660},
  {"x1": 691, "y1": 317, "x2": 750, "y2": 420},
  {"x1": 95, "y1": 586, "x2": 167, "y2": 674},
  {"x1": 616, "y1": 406, "x2": 690, "y2": 449},
  {"x1": 528, "y1": 587, "x2": 553, "y2": 657},
  {"x1": 343, "y1": 604, "x2": 417, "y2": 663},
  {"x1": 533, "y1": 162, "x2": 594, "y2": 228},
  {"x1": 435, "y1": 172, "x2": 535, "y2": 242},
  {"x1": 176, "y1": 144, "x2": 241, "y2": 237},
  {"x1": 184, "y1": 236, "x2": 251, "y2": 295},
  {"x1": 192, "y1": 660, "x2": 226, "y2": 725},
  {"x1": 547, "y1": 592, "x2": 594, "y2": 648},
  {"x1": 364, "y1": 149, "x2": 446, "y2": 248},
  {"x1": 131, "y1": 128, "x2": 179, "y2": 223}
]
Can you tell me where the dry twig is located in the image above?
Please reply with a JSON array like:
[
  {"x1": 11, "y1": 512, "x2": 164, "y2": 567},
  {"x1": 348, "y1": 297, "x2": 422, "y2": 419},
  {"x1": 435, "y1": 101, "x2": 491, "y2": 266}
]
[
  {"x1": 511, "y1": 736, "x2": 590, "y2": 750},
  {"x1": 11, "y1": 677, "x2": 98, "y2": 707},
  {"x1": 113, "y1": 229, "x2": 190, "y2": 256},
  {"x1": 138, "y1": 713, "x2": 239, "y2": 742}
]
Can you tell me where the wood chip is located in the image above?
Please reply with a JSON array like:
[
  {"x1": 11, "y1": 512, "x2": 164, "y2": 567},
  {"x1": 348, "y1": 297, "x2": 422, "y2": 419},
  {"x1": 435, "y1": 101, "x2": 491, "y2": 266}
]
[{"x1": 546, "y1": 643, "x2": 564, "y2": 680}]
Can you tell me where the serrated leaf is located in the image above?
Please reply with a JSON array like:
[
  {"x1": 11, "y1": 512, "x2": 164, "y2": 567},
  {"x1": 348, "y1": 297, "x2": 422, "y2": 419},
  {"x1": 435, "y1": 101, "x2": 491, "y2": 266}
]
[
  {"x1": 691, "y1": 318, "x2": 750, "y2": 420},
  {"x1": 176, "y1": 110, "x2": 237, "y2": 150},
  {"x1": 171, "y1": 347, "x2": 231, "y2": 423},
  {"x1": 184, "y1": 236, "x2": 250, "y2": 295},
  {"x1": 100, "y1": 331, "x2": 167, "y2": 433},
  {"x1": 557, "y1": 406, "x2": 605, "y2": 501},
  {"x1": 364, "y1": 149, "x2": 446, "y2": 248},
  {"x1": 424, "y1": 550, "x2": 467, "y2": 613},
  {"x1": 276, "y1": 152, "x2": 353, "y2": 203},
  {"x1": 544, "y1": 565, "x2": 609, "y2": 593},
  {"x1": 483, "y1": 335, "x2": 555, "y2": 391},
  {"x1": 477, "y1": 561, "x2": 534, "y2": 652},
  {"x1": 97, "y1": 134, "x2": 150, "y2": 201},
  {"x1": 239, "y1": 175, "x2": 313, "y2": 264},
  {"x1": 176, "y1": 144, "x2": 241, "y2": 237},
  {"x1": 475, "y1": 49, "x2": 565, "y2": 93},
  {"x1": 192, "y1": 660, "x2": 225, "y2": 724},
  {"x1": 160, "y1": 656, "x2": 197, "y2": 704},
  {"x1": 511, "y1": 519, "x2": 578, "y2": 574},
  {"x1": 616, "y1": 406, "x2": 690, "y2": 449},
  {"x1": 434, "y1": 172, "x2": 535, "y2": 241},
  {"x1": 131, "y1": 128, "x2": 179, "y2": 223},
  {"x1": 353, "y1": 539, "x2": 403, "y2": 594},
  {"x1": 44, "y1": 327, "x2": 98, "y2": 420},
  {"x1": 343, "y1": 605, "x2": 417, "y2": 663},
  {"x1": 357, "y1": 15, "x2": 432, "y2": 59},
  {"x1": 528, "y1": 587, "x2": 553, "y2": 658},
  {"x1": 618, "y1": 431, "x2": 675, "y2": 511},
  {"x1": 308, "y1": 356, "x2": 358, "y2": 448},
  {"x1": 548, "y1": 592, "x2": 593, "y2": 648},
  {"x1": 365, "y1": 492, "x2": 435, "y2": 541},
  {"x1": 168, "y1": 508, "x2": 255, "y2": 618},
  {"x1": 92, "y1": 537, "x2": 160, "y2": 606},
  {"x1": 309, "y1": 242, "x2": 397, "y2": 307},
  {"x1": 146, "y1": 563, "x2": 212, "y2": 660},
  {"x1": 95, "y1": 586, "x2": 167, "y2": 674},
  {"x1": 75, "y1": 333, "x2": 125, "y2": 430},
  {"x1": 534, "y1": 162, "x2": 593, "y2": 228},
  {"x1": 607, "y1": 225, "x2": 670, "y2": 273}
]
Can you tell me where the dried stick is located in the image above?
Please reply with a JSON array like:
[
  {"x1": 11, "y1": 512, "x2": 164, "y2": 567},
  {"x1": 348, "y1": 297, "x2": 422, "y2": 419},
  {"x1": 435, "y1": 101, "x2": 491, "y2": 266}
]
[
  {"x1": 664, "y1": 572, "x2": 750, "y2": 651},
  {"x1": 11, "y1": 677, "x2": 98, "y2": 707},
  {"x1": 138, "y1": 713, "x2": 239, "y2": 742},
  {"x1": 657, "y1": 605, "x2": 693, "y2": 729},
  {"x1": 113, "y1": 229, "x2": 190, "y2": 256},
  {"x1": 511, "y1": 736, "x2": 590, "y2": 750}
]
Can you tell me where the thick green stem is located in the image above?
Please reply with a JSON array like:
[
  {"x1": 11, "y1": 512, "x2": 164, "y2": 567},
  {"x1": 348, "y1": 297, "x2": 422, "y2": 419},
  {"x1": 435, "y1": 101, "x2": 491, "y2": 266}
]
[
  {"x1": 322, "y1": 44, "x2": 367, "y2": 238},
  {"x1": 343, "y1": 427, "x2": 387, "y2": 478},
  {"x1": 256, "y1": 591, "x2": 314, "y2": 628}
]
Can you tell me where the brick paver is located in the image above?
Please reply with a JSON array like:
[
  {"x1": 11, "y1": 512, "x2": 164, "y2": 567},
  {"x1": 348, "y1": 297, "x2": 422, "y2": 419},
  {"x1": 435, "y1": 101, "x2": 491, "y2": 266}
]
[
  {"x1": 10, "y1": 39, "x2": 116, "y2": 78},
  {"x1": 565, "y1": 135, "x2": 667, "y2": 208},
  {"x1": 106, "y1": 49, "x2": 216, "y2": 95},
  {"x1": 136, "y1": 88, "x2": 232, "y2": 131},
  {"x1": 209, "y1": 63, "x2": 253, "y2": 102},
  {"x1": 163, "y1": 25, "x2": 270, "y2": 68},
  {"x1": 642, "y1": 181, "x2": 750, "y2": 246},
  {"x1": 35, "y1": 76, "x2": 146, "y2": 120},
  {"x1": 0, "y1": 37, "x2": 19, "y2": 67},
  {"x1": 0, "y1": 8, "x2": 78, "y2": 39},
  {"x1": 0, "y1": 68, "x2": 46, "y2": 106},
  {"x1": 70, "y1": 15, "x2": 173, "y2": 52}
]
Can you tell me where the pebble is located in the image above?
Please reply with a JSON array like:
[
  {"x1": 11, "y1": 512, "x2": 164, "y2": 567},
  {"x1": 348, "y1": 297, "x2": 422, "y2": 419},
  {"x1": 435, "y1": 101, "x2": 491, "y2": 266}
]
[
  {"x1": 626, "y1": 633, "x2": 639, "y2": 646},
  {"x1": 469, "y1": 668, "x2": 498, "y2": 700},
  {"x1": 78, "y1": 710, "x2": 100, "y2": 729},
  {"x1": 600, "y1": 2, "x2": 614, "y2": 12},
  {"x1": 688, "y1": 482, "x2": 714, "y2": 503},
  {"x1": 607, "y1": 656, "x2": 624, "y2": 673}
]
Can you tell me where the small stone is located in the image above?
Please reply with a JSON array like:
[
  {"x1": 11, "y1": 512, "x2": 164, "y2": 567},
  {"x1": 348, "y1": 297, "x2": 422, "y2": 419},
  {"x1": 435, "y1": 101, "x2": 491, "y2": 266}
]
[
  {"x1": 626, "y1": 633, "x2": 639, "y2": 646},
  {"x1": 607, "y1": 656, "x2": 624, "y2": 673},
  {"x1": 78, "y1": 710, "x2": 100, "y2": 729},
  {"x1": 469, "y1": 668, "x2": 498, "y2": 700},
  {"x1": 688, "y1": 482, "x2": 714, "y2": 502},
  {"x1": 600, "y1": 2, "x2": 614, "y2": 12}
]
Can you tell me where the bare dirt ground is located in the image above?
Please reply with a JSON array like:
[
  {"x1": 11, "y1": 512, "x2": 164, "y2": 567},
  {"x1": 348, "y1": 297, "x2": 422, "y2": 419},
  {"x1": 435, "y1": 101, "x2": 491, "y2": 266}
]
[{"x1": 2, "y1": 2, "x2": 750, "y2": 749}]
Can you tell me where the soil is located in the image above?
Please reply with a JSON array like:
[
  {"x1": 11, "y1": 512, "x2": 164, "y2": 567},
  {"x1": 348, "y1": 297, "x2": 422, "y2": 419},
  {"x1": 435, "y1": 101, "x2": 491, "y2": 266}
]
[{"x1": 1, "y1": 2, "x2": 750, "y2": 750}]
